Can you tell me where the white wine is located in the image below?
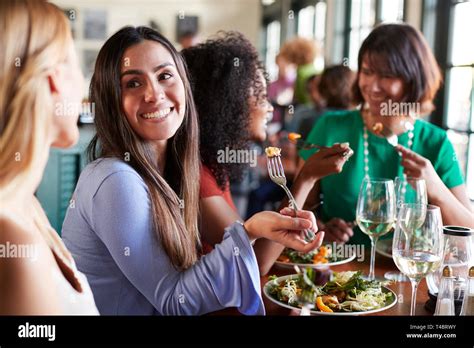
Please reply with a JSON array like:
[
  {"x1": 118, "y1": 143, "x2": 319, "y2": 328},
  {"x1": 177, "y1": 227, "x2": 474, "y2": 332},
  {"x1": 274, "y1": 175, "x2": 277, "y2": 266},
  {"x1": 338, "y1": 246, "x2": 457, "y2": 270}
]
[
  {"x1": 357, "y1": 218, "x2": 394, "y2": 237},
  {"x1": 393, "y1": 251, "x2": 441, "y2": 281}
]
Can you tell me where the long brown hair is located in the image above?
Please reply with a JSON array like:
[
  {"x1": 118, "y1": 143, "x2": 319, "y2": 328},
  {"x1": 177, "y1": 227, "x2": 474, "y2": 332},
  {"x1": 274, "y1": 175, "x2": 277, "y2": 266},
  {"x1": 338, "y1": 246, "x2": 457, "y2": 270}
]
[{"x1": 87, "y1": 26, "x2": 200, "y2": 270}]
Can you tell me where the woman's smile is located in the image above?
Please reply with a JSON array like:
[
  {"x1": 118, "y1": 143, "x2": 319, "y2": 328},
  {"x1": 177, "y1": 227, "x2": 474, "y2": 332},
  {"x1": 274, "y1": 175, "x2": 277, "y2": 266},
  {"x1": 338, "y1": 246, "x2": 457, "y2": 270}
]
[{"x1": 140, "y1": 106, "x2": 175, "y2": 121}]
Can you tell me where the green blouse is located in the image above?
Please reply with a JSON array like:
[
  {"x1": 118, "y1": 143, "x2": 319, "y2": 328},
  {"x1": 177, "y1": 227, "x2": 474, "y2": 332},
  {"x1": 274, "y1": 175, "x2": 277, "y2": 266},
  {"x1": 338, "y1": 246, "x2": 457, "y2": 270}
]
[
  {"x1": 294, "y1": 63, "x2": 318, "y2": 105},
  {"x1": 299, "y1": 109, "x2": 465, "y2": 245}
]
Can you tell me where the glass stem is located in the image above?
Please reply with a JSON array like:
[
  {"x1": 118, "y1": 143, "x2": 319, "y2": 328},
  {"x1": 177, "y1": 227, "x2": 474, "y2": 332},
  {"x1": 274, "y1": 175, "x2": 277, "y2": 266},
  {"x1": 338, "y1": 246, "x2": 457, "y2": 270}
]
[
  {"x1": 409, "y1": 278, "x2": 420, "y2": 316},
  {"x1": 369, "y1": 236, "x2": 379, "y2": 280}
]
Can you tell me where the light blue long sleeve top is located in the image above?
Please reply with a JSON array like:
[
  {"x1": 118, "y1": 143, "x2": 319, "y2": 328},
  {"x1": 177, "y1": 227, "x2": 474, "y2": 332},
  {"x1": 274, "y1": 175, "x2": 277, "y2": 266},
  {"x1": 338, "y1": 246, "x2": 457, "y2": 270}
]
[{"x1": 62, "y1": 158, "x2": 264, "y2": 315}]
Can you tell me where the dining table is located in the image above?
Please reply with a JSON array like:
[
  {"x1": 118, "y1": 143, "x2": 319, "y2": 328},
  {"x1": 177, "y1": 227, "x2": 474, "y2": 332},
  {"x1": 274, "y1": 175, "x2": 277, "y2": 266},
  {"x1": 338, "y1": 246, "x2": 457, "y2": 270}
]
[
  {"x1": 262, "y1": 249, "x2": 432, "y2": 316},
  {"x1": 211, "y1": 248, "x2": 433, "y2": 316}
]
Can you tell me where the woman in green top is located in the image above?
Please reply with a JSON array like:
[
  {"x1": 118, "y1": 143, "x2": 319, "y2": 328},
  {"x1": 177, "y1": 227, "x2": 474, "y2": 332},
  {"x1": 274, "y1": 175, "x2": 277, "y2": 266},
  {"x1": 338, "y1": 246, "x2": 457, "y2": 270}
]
[{"x1": 299, "y1": 24, "x2": 474, "y2": 245}]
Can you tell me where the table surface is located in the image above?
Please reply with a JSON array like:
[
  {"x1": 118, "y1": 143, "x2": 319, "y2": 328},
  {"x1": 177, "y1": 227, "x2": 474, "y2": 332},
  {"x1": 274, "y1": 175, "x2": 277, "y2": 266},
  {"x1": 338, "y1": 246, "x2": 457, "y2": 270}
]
[{"x1": 212, "y1": 249, "x2": 434, "y2": 316}]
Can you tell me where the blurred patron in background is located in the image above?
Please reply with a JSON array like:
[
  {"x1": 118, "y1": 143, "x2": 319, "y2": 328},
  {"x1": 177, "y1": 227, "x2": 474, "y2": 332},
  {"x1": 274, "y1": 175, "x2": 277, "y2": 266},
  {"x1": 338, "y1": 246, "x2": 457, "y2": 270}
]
[
  {"x1": 286, "y1": 74, "x2": 323, "y2": 135},
  {"x1": 296, "y1": 65, "x2": 357, "y2": 139},
  {"x1": 178, "y1": 30, "x2": 200, "y2": 50},
  {"x1": 267, "y1": 52, "x2": 296, "y2": 126},
  {"x1": 280, "y1": 37, "x2": 320, "y2": 106}
]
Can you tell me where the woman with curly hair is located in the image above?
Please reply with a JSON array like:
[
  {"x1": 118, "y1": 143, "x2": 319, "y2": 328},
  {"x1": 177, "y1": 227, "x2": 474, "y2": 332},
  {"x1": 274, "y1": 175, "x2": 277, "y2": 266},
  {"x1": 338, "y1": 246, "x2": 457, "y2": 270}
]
[{"x1": 182, "y1": 32, "x2": 352, "y2": 274}]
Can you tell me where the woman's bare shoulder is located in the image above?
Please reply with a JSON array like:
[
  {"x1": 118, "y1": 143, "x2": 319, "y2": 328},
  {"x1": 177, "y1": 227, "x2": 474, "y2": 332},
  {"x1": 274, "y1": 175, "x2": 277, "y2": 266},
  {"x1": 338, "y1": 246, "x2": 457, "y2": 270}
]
[
  {"x1": 0, "y1": 212, "x2": 42, "y2": 244},
  {"x1": 0, "y1": 213, "x2": 60, "y2": 314}
]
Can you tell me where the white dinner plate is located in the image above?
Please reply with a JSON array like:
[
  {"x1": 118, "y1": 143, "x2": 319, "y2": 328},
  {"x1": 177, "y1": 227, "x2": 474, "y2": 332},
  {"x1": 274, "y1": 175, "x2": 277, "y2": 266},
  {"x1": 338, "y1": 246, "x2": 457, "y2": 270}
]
[{"x1": 263, "y1": 274, "x2": 398, "y2": 316}]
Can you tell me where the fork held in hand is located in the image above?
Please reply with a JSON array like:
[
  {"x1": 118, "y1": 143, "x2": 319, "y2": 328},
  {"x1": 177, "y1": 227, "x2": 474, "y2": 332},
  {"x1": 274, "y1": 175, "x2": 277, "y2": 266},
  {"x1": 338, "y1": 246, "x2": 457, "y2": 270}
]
[{"x1": 267, "y1": 155, "x2": 316, "y2": 242}]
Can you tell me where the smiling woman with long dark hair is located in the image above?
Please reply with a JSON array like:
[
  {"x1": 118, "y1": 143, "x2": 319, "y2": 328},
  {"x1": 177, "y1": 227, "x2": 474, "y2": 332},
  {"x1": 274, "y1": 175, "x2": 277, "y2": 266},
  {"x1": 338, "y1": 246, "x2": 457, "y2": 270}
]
[
  {"x1": 86, "y1": 26, "x2": 201, "y2": 269},
  {"x1": 61, "y1": 26, "x2": 323, "y2": 315}
]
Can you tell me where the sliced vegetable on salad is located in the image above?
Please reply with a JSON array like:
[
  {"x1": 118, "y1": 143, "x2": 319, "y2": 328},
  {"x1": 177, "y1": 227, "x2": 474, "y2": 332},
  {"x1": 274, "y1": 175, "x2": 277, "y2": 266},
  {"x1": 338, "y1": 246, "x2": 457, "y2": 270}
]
[{"x1": 277, "y1": 245, "x2": 342, "y2": 265}]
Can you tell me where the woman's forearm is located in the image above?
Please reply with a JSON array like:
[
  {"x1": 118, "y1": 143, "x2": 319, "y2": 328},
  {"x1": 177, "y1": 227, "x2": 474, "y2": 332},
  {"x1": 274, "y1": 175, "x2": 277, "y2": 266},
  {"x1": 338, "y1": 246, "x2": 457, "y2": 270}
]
[
  {"x1": 200, "y1": 196, "x2": 241, "y2": 246},
  {"x1": 429, "y1": 185, "x2": 474, "y2": 228}
]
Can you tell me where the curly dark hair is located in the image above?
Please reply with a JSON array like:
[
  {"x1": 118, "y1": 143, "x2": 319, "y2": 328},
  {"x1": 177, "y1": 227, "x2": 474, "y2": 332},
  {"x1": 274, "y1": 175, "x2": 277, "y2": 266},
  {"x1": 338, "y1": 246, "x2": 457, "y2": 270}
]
[{"x1": 182, "y1": 31, "x2": 267, "y2": 190}]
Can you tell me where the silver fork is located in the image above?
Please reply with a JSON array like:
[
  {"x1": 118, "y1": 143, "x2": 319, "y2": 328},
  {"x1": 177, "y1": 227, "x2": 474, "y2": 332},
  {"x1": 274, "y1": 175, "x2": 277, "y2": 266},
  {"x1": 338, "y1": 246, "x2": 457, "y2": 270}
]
[
  {"x1": 381, "y1": 127, "x2": 399, "y2": 147},
  {"x1": 294, "y1": 265, "x2": 316, "y2": 316},
  {"x1": 380, "y1": 121, "x2": 415, "y2": 147},
  {"x1": 267, "y1": 155, "x2": 316, "y2": 242}
]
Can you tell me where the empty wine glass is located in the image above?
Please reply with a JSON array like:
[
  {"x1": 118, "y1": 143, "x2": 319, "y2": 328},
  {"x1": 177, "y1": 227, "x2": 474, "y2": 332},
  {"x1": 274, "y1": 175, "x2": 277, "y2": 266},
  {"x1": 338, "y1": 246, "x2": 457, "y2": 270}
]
[
  {"x1": 395, "y1": 177, "x2": 428, "y2": 216},
  {"x1": 356, "y1": 178, "x2": 396, "y2": 281},
  {"x1": 393, "y1": 204, "x2": 443, "y2": 315},
  {"x1": 385, "y1": 178, "x2": 428, "y2": 281},
  {"x1": 395, "y1": 177, "x2": 427, "y2": 209}
]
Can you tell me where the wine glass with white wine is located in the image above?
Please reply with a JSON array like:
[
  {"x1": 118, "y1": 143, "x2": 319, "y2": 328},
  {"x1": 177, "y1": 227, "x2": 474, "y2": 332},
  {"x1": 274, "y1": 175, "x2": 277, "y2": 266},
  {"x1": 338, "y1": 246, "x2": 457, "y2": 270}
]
[
  {"x1": 385, "y1": 177, "x2": 428, "y2": 281},
  {"x1": 356, "y1": 178, "x2": 396, "y2": 281},
  {"x1": 392, "y1": 204, "x2": 443, "y2": 315}
]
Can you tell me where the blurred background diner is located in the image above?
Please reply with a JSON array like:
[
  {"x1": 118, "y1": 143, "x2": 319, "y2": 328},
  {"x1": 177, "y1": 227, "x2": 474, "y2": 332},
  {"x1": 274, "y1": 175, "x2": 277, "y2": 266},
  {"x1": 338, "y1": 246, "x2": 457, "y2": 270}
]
[{"x1": 37, "y1": 0, "x2": 472, "y2": 235}]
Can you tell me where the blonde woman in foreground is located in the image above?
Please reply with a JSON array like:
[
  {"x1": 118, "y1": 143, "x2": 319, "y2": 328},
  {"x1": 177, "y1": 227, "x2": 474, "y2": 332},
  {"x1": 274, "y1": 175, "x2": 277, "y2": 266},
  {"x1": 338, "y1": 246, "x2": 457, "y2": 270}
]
[{"x1": 0, "y1": 0, "x2": 98, "y2": 314}]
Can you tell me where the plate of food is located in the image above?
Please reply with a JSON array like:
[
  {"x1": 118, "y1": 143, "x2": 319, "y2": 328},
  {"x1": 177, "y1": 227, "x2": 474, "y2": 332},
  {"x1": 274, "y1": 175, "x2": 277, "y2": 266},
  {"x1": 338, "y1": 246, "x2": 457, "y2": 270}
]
[
  {"x1": 275, "y1": 245, "x2": 357, "y2": 269},
  {"x1": 264, "y1": 270, "x2": 397, "y2": 315}
]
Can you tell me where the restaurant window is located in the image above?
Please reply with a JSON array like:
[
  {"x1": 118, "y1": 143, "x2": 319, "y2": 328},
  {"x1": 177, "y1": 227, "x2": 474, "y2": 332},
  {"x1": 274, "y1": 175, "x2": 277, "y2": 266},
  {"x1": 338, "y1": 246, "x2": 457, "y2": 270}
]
[
  {"x1": 377, "y1": 0, "x2": 404, "y2": 23},
  {"x1": 443, "y1": 0, "x2": 474, "y2": 199},
  {"x1": 265, "y1": 20, "x2": 281, "y2": 80},
  {"x1": 347, "y1": 0, "x2": 376, "y2": 69},
  {"x1": 314, "y1": 1, "x2": 327, "y2": 70},
  {"x1": 346, "y1": 0, "x2": 375, "y2": 70},
  {"x1": 314, "y1": 1, "x2": 327, "y2": 42},
  {"x1": 333, "y1": 0, "x2": 404, "y2": 68},
  {"x1": 296, "y1": 1, "x2": 326, "y2": 71},
  {"x1": 422, "y1": 0, "x2": 437, "y2": 49},
  {"x1": 297, "y1": 5, "x2": 315, "y2": 38},
  {"x1": 330, "y1": 0, "x2": 347, "y2": 64}
]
